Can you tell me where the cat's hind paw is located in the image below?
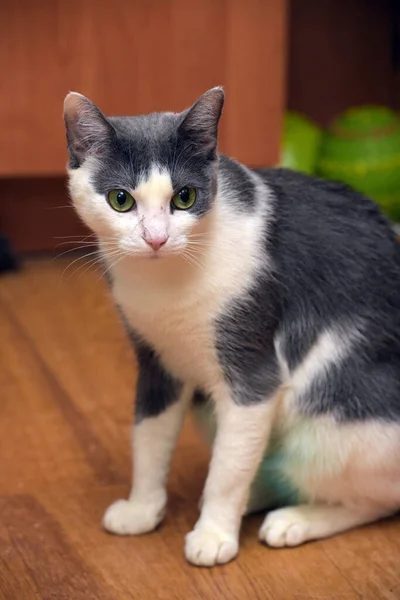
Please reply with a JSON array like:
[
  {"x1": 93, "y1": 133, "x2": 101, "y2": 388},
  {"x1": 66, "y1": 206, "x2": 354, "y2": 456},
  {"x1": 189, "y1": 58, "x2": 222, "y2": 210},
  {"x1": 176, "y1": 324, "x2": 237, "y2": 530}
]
[
  {"x1": 259, "y1": 507, "x2": 310, "y2": 547},
  {"x1": 185, "y1": 525, "x2": 238, "y2": 567},
  {"x1": 259, "y1": 503, "x2": 390, "y2": 548},
  {"x1": 103, "y1": 496, "x2": 165, "y2": 536}
]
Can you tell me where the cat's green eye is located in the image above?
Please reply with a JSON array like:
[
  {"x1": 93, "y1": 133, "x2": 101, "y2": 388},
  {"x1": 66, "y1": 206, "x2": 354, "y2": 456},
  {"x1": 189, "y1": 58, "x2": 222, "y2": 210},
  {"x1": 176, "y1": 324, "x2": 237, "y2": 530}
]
[
  {"x1": 108, "y1": 189, "x2": 135, "y2": 212},
  {"x1": 171, "y1": 186, "x2": 196, "y2": 210}
]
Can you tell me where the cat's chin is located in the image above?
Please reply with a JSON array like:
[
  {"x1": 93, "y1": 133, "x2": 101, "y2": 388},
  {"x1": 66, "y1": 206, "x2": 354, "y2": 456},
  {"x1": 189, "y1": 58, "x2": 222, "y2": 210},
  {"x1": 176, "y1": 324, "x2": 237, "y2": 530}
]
[
  {"x1": 139, "y1": 248, "x2": 183, "y2": 260},
  {"x1": 137, "y1": 251, "x2": 167, "y2": 261}
]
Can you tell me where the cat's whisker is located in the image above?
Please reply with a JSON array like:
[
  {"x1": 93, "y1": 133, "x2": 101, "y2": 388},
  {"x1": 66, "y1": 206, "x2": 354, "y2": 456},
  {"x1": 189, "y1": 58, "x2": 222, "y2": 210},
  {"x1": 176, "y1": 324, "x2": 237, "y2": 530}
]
[
  {"x1": 68, "y1": 249, "x2": 116, "y2": 279},
  {"x1": 74, "y1": 250, "x2": 122, "y2": 281},
  {"x1": 46, "y1": 205, "x2": 74, "y2": 210},
  {"x1": 75, "y1": 254, "x2": 109, "y2": 280},
  {"x1": 180, "y1": 254, "x2": 193, "y2": 269},
  {"x1": 59, "y1": 249, "x2": 105, "y2": 282},
  {"x1": 55, "y1": 239, "x2": 122, "y2": 251},
  {"x1": 186, "y1": 234, "x2": 211, "y2": 241},
  {"x1": 184, "y1": 247, "x2": 210, "y2": 257},
  {"x1": 67, "y1": 255, "x2": 104, "y2": 281},
  {"x1": 181, "y1": 248, "x2": 204, "y2": 270},
  {"x1": 180, "y1": 252, "x2": 197, "y2": 269},
  {"x1": 54, "y1": 233, "x2": 96, "y2": 239},
  {"x1": 55, "y1": 241, "x2": 98, "y2": 251},
  {"x1": 54, "y1": 243, "x2": 100, "y2": 260},
  {"x1": 186, "y1": 241, "x2": 212, "y2": 249},
  {"x1": 54, "y1": 234, "x2": 98, "y2": 248},
  {"x1": 54, "y1": 233, "x2": 97, "y2": 242},
  {"x1": 97, "y1": 251, "x2": 130, "y2": 283},
  {"x1": 187, "y1": 232, "x2": 210, "y2": 237},
  {"x1": 185, "y1": 243, "x2": 209, "y2": 255},
  {"x1": 67, "y1": 248, "x2": 123, "y2": 281},
  {"x1": 70, "y1": 255, "x2": 104, "y2": 280},
  {"x1": 186, "y1": 235, "x2": 211, "y2": 246}
]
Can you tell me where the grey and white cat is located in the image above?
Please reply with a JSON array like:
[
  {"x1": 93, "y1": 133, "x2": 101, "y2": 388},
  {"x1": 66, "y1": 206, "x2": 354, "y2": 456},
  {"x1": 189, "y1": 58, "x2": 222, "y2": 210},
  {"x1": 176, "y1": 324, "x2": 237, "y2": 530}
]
[{"x1": 64, "y1": 88, "x2": 400, "y2": 567}]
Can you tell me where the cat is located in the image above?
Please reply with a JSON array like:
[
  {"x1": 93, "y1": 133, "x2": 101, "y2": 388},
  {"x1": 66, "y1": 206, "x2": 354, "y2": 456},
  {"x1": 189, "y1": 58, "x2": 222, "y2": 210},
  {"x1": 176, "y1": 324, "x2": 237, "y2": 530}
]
[{"x1": 64, "y1": 87, "x2": 400, "y2": 567}]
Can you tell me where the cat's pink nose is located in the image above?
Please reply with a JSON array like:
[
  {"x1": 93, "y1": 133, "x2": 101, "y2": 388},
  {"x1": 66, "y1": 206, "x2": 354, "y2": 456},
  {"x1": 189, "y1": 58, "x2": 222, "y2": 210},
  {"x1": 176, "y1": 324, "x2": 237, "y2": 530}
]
[{"x1": 143, "y1": 235, "x2": 169, "y2": 251}]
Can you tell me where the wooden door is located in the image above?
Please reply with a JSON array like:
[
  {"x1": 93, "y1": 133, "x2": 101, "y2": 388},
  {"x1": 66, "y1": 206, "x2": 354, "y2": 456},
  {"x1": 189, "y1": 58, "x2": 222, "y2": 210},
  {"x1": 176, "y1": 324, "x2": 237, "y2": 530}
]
[{"x1": 0, "y1": 0, "x2": 287, "y2": 250}]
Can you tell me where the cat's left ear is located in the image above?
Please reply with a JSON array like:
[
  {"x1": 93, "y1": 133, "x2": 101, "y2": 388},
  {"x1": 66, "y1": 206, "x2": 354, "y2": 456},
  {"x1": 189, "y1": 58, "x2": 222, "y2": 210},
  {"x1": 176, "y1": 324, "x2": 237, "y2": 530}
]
[
  {"x1": 178, "y1": 87, "x2": 224, "y2": 154},
  {"x1": 63, "y1": 92, "x2": 115, "y2": 168}
]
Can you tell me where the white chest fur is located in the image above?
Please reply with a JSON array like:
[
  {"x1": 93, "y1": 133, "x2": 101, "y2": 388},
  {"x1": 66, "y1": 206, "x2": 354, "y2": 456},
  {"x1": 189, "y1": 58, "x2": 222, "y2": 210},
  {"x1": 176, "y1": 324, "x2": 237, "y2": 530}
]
[
  {"x1": 114, "y1": 274, "x2": 222, "y2": 388},
  {"x1": 111, "y1": 219, "x2": 266, "y2": 389},
  {"x1": 113, "y1": 255, "x2": 244, "y2": 389}
]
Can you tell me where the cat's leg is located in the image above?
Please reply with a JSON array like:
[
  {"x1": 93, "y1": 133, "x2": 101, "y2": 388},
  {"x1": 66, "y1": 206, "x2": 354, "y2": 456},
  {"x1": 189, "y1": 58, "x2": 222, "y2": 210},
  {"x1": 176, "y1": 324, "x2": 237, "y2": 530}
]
[
  {"x1": 103, "y1": 341, "x2": 189, "y2": 535},
  {"x1": 259, "y1": 503, "x2": 394, "y2": 548},
  {"x1": 185, "y1": 387, "x2": 280, "y2": 567}
]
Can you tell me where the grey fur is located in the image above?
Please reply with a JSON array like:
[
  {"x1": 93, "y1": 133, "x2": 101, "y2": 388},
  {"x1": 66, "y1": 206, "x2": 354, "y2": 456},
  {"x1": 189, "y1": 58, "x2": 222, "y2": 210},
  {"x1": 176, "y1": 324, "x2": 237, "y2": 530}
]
[
  {"x1": 129, "y1": 330, "x2": 182, "y2": 423},
  {"x1": 65, "y1": 88, "x2": 224, "y2": 218}
]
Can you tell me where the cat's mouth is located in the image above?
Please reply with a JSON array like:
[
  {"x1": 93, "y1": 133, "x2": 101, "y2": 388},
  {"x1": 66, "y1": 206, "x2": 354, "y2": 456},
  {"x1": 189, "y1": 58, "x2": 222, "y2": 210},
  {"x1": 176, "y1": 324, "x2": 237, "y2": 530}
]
[{"x1": 138, "y1": 248, "x2": 167, "y2": 260}]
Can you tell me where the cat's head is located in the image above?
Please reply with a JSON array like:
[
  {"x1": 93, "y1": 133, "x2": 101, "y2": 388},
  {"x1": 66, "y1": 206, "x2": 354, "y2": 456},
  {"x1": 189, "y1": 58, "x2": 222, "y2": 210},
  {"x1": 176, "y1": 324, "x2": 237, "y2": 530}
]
[{"x1": 64, "y1": 88, "x2": 224, "y2": 259}]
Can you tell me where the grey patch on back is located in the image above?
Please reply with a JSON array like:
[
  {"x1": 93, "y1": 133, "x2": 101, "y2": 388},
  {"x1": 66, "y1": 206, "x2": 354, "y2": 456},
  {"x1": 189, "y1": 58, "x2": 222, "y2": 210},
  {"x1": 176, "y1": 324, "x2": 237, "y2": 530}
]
[
  {"x1": 298, "y1": 347, "x2": 400, "y2": 421},
  {"x1": 216, "y1": 278, "x2": 282, "y2": 405},
  {"x1": 219, "y1": 167, "x2": 400, "y2": 420}
]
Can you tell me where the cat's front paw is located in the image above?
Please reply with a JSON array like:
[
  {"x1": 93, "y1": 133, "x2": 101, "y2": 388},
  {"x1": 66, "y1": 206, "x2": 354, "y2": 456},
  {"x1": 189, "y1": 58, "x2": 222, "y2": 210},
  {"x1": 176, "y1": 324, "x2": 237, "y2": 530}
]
[
  {"x1": 103, "y1": 495, "x2": 166, "y2": 536},
  {"x1": 185, "y1": 524, "x2": 238, "y2": 567}
]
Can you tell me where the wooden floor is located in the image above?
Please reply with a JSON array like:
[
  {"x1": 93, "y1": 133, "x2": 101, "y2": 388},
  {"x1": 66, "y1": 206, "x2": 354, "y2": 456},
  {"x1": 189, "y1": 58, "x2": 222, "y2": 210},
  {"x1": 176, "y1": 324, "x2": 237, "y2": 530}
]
[{"x1": 1, "y1": 257, "x2": 400, "y2": 600}]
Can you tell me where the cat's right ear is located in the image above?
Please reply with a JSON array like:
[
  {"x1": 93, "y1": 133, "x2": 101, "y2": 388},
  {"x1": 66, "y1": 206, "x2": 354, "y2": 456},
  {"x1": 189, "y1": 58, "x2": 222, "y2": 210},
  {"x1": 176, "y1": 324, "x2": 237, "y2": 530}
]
[{"x1": 63, "y1": 93, "x2": 114, "y2": 168}]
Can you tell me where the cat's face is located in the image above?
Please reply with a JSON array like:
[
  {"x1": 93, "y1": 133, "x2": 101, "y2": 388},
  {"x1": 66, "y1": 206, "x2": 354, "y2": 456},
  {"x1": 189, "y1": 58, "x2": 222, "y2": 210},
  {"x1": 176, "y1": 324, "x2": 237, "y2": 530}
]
[{"x1": 64, "y1": 89, "x2": 224, "y2": 259}]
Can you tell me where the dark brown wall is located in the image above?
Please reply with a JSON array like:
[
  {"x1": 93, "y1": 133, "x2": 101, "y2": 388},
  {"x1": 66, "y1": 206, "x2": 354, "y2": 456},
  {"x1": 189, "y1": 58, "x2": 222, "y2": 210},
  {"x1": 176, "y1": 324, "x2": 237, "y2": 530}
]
[
  {"x1": 0, "y1": 178, "x2": 89, "y2": 253},
  {"x1": 288, "y1": 0, "x2": 395, "y2": 127}
]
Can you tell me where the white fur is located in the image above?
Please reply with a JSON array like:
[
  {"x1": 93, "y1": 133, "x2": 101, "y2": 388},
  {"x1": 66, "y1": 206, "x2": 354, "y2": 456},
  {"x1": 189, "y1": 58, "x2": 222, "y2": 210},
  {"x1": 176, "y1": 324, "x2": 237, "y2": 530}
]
[
  {"x1": 278, "y1": 326, "x2": 359, "y2": 398},
  {"x1": 134, "y1": 167, "x2": 173, "y2": 243},
  {"x1": 275, "y1": 324, "x2": 364, "y2": 397},
  {"x1": 185, "y1": 524, "x2": 239, "y2": 566},
  {"x1": 278, "y1": 415, "x2": 400, "y2": 510},
  {"x1": 68, "y1": 162, "x2": 199, "y2": 258},
  {"x1": 259, "y1": 503, "x2": 391, "y2": 547},
  {"x1": 186, "y1": 390, "x2": 278, "y2": 566},
  {"x1": 103, "y1": 391, "x2": 189, "y2": 535},
  {"x1": 134, "y1": 167, "x2": 174, "y2": 209}
]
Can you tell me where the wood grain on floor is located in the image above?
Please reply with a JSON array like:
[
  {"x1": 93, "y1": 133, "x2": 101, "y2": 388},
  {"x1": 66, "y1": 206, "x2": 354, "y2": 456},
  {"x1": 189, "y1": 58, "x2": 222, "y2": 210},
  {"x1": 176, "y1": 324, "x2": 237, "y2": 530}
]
[{"x1": 0, "y1": 257, "x2": 399, "y2": 600}]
